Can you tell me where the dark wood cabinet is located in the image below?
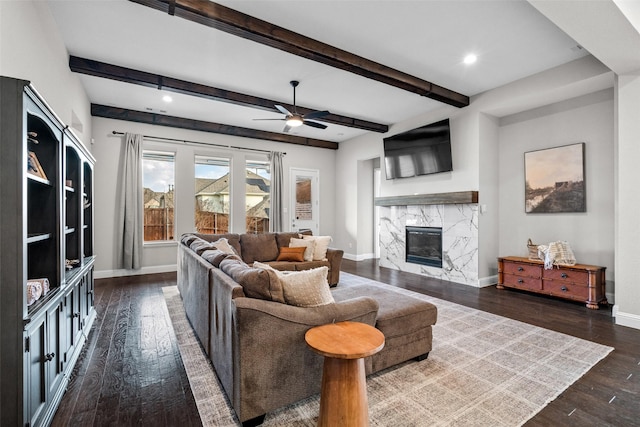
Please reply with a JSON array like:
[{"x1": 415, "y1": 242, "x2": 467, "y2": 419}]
[
  {"x1": 497, "y1": 256, "x2": 607, "y2": 309},
  {"x1": 1, "y1": 76, "x2": 96, "y2": 427}
]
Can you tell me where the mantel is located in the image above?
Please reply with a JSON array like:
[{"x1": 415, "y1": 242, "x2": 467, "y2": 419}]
[{"x1": 374, "y1": 191, "x2": 478, "y2": 207}]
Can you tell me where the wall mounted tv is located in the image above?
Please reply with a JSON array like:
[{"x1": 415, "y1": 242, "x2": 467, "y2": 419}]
[{"x1": 383, "y1": 118, "x2": 453, "y2": 179}]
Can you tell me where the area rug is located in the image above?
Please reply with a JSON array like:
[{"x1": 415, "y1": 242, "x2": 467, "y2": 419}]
[{"x1": 162, "y1": 272, "x2": 613, "y2": 427}]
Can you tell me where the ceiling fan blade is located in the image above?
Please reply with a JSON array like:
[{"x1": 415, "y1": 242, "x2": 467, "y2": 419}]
[
  {"x1": 275, "y1": 105, "x2": 292, "y2": 116},
  {"x1": 303, "y1": 120, "x2": 328, "y2": 130},
  {"x1": 304, "y1": 110, "x2": 330, "y2": 120},
  {"x1": 253, "y1": 118, "x2": 285, "y2": 121},
  {"x1": 282, "y1": 124, "x2": 291, "y2": 133}
]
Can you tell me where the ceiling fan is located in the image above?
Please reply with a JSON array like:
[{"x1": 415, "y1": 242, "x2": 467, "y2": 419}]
[{"x1": 254, "y1": 80, "x2": 330, "y2": 133}]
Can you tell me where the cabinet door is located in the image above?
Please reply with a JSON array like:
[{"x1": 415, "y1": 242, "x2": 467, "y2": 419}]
[
  {"x1": 46, "y1": 303, "x2": 64, "y2": 400},
  {"x1": 25, "y1": 316, "x2": 47, "y2": 427}
]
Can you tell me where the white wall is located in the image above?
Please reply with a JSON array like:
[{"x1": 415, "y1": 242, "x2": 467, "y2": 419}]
[
  {"x1": 0, "y1": 1, "x2": 92, "y2": 144},
  {"x1": 478, "y1": 113, "x2": 500, "y2": 282},
  {"x1": 91, "y1": 117, "x2": 337, "y2": 277},
  {"x1": 614, "y1": 73, "x2": 640, "y2": 327},
  {"x1": 498, "y1": 89, "x2": 615, "y2": 298}
]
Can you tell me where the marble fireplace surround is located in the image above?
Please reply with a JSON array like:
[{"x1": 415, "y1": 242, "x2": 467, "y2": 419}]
[{"x1": 375, "y1": 191, "x2": 479, "y2": 286}]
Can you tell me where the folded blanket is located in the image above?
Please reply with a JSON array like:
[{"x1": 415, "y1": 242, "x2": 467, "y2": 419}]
[{"x1": 538, "y1": 241, "x2": 576, "y2": 269}]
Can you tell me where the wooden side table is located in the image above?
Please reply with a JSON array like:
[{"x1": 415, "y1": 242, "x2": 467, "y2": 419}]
[{"x1": 305, "y1": 321, "x2": 385, "y2": 427}]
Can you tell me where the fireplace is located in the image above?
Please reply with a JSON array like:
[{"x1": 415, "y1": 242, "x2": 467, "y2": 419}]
[{"x1": 405, "y1": 226, "x2": 443, "y2": 268}]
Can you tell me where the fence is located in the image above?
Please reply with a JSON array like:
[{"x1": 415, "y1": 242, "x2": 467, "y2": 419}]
[{"x1": 144, "y1": 208, "x2": 174, "y2": 241}]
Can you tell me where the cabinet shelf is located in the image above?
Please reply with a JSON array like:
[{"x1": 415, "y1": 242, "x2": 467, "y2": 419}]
[
  {"x1": 65, "y1": 227, "x2": 75, "y2": 235},
  {"x1": 27, "y1": 233, "x2": 52, "y2": 244},
  {"x1": 65, "y1": 185, "x2": 75, "y2": 192},
  {"x1": 27, "y1": 173, "x2": 52, "y2": 187}
]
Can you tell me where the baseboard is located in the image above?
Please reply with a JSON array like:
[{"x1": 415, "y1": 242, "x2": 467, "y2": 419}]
[
  {"x1": 613, "y1": 306, "x2": 640, "y2": 330},
  {"x1": 342, "y1": 252, "x2": 377, "y2": 262},
  {"x1": 95, "y1": 264, "x2": 177, "y2": 279},
  {"x1": 478, "y1": 275, "x2": 498, "y2": 288}
]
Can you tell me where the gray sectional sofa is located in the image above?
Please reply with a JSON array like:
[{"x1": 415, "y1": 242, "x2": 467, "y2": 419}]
[{"x1": 177, "y1": 232, "x2": 438, "y2": 426}]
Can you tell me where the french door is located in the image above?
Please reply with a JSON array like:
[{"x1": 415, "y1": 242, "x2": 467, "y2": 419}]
[{"x1": 290, "y1": 168, "x2": 319, "y2": 234}]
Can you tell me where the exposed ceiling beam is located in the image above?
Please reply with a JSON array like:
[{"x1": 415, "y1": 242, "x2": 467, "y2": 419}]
[
  {"x1": 91, "y1": 104, "x2": 339, "y2": 149},
  {"x1": 130, "y1": 0, "x2": 470, "y2": 108},
  {"x1": 71, "y1": 56, "x2": 388, "y2": 133}
]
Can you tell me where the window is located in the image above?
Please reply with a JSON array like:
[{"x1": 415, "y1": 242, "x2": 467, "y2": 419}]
[
  {"x1": 246, "y1": 159, "x2": 270, "y2": 234},
  {"x1": 195, "y1": 155, "x2": 231, "y2": 234},
  {"x1": 142, "y1": 151, "x2": 175, "y2": 241}
]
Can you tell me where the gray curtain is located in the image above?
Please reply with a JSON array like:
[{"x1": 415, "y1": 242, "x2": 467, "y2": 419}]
[
  {"x1": 269, "y1": 151, "x2": 284, "y2": 232},
  {"x1": 118, "y1": 133, "x2": 143, "y2": 269}
]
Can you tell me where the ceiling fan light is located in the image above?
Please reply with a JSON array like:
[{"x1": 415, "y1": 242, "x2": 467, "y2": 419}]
[{"x1": 286, "y1": 116, "x2": 303, "y2": 127}]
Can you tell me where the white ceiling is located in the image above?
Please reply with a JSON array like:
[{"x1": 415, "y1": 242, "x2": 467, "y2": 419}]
[{"x1": 47, "y1": 0, "x2": 594, "y2": 143}]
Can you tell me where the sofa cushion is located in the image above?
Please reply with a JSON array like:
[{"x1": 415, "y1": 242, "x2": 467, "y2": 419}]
[
  {"x1": 195, "y1": 233, "x2": 242, "y2": 255},
  {"x1": 190, "y1": 238, "x2": 215, "y2": 255},
  {"x1": 289, "y1": 238, "x2": 315, "y2": 261},
  {"x1": 293, "y1": 260, "x2": 331, "y2": 271},
  {"x1": 276, "y1": 246, "x2": 306, "y2": 262},
  {"x1": 240, "y1": 233, "x2": 279, "y2": 263},
  {"x1": 261, "y1": 261, "x2": 297, "y2": 271},
  {"x1": 332, "y1": 283, "x2": 437, "y2": 338},
  {"x1": 181, "y1": 233, "x2": 199, "y2": 246},
  {"x1": 275, "y1": 232, "x2": 303, "y2": 249},
  {"x1": 220, "y1": 257, "x2": 285, "y2": 303},
  {"x1": 301, "y1": 235, "x2": 332, "y2": 261},
  {"x1": 201, "y1": 249, "x2": 230, "y2": 267}
]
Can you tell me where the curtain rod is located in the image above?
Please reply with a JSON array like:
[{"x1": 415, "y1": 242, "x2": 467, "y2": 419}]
[{"x1": 111, "y1": 131, "x2": 286, "y2": 155}]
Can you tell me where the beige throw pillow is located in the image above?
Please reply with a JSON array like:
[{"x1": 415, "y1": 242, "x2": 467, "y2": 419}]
[
  {"x1": 211, "y1": 237, "x2": 237, "y2": 255},
  {"x1": 252, "y1": 263, "x2": 334, "y2": 308},
  {"x1": 289, "y1": 238, "x2": 315, "y2": 262},
  {"x1": 301, "y1": 235, "x2": 332, "y2": 261},
  {"x1": 279, "y1": 267, "x2": 334, "y2": 307}
]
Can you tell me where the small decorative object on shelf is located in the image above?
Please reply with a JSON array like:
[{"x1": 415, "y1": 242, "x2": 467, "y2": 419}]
[
  {"x1": 26, "y1": 278, "x2": 50, "y2": 306},
  {"x1": 65, "y1": 258, "x2": 80, "y2": 270},
  {"x1": 27, "y1": 150, "x2": 47, "y2": 179},
  {"x1": 65, "y1": 179, "x2": 73, "y2": 187},
  {"x1": 27, "y1": 131, "x2": 38, "y2": 144}
]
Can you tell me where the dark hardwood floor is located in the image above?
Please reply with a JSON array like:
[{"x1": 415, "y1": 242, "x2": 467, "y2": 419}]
[{"x1": 52, "y1": 260, "x2": 639, "y2": 426}]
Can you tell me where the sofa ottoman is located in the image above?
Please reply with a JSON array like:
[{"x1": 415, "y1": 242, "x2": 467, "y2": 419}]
[{"x1": 332, "y1": 283, "x2": 438, "y2": 372}]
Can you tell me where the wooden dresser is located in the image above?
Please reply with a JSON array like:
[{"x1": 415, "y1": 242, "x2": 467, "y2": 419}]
[{"x1": 497, "y1": 256, "x2": 607, "y2": 309}]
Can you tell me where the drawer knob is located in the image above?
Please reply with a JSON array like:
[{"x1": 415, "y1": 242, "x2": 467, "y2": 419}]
[
  {"x1": 561, "y1": 286, "x2": 568, "y2": 292},
  {"x1": 518, "y1": 279, "x2": 524, "y2": 283},
  {"x1": 518, "y1": 267, "x2": 524, "y2": 272},
  {"x1": 561, "y1": 273, "x2": 568, "y2": 279}
]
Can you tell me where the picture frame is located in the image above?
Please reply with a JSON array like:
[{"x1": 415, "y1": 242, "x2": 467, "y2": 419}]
[
  {"x1": 524, "y1": 143, "x2": 585, "y2": 213},
  {"x1": 27, "y1": 151, "x2": 47, "y2": 180}
]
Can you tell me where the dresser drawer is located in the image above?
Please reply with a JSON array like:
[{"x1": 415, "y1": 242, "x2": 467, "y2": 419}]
[
  {"x1": 543, "y1": 280, "x2": 589, "y2": 301},
  {"x1": 543, "y1": 268, "x2": 588, "y2": 284},
  {"x1": 503, "y1": 274, "x2": 542, "y2": 291},
  {"x1": 503, "y1": 262, "x2": 541, "y2": 278}
]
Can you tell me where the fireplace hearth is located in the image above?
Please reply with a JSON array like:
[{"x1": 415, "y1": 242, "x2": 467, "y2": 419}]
[{"x1": 406, "y1": 226, "x2": 443, "y2": 268}]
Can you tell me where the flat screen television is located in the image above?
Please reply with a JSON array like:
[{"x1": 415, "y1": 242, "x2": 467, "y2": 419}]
[{"x1": 383, "y1": 119, "x2": 453, "y2": 179}]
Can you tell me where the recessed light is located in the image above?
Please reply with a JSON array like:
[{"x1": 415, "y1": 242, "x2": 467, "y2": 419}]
[
  {"x1": 162, "y1": 95, "x2": 173, "y2": 103},
  {"x1": 463, "y1": 54, "x2": 477, "y2": 65}
]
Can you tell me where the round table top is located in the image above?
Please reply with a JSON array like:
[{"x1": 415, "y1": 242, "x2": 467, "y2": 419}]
[{"x1": 305, "y1": 321, "x2": 385, "y2": 359}]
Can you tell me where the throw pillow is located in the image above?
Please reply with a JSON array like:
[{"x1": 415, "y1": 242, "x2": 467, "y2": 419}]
[
  {"x1": 289, "y1": 237, "x2": 315, "y2": 262},
  {"x1": 201, "y1": 249, "x2": 229, "y2": 267},
  {"x1": 211, "y1": 237, "x2": 237, "y2": 255},
  {"x1": 278, "y1": 266, "x2": 334, "y2": 307},
  {"x1": 276, "y1": 246, "x2": 306, "y2": 262},
  {"x1": 301, "y1": 235, "x2": 332, "y2": 261}
]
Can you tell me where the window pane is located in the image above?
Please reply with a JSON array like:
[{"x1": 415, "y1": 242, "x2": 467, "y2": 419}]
[
  {"x1": 143, "y1": 151, "x2": 175, "y2": 241},
  {"x1": 246, "y1": 160, "x2": 270, "y2": 234},
  {"x1": 195, "y1": 156, "x2": 230, "y2": 234}
]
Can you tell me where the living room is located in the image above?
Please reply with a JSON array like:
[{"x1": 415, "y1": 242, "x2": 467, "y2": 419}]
[{"x1": 1, "y1": 1, "x2": 639, "y2": 426}]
